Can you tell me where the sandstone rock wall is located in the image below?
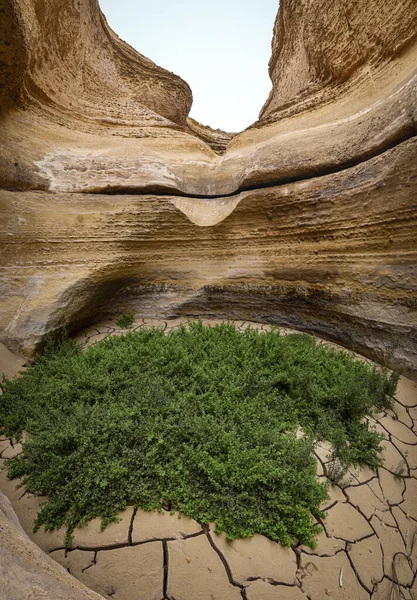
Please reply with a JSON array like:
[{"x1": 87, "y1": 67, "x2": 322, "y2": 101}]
[
  {"x1": 260, "y1": 0, "x2": 417, "y2": 123},
  {"x1": 0, "y1": 0, "x2": 416, "y2": 378},
  {"x1": 0, "y1": 490, "x2": 105, "y2": 600}
]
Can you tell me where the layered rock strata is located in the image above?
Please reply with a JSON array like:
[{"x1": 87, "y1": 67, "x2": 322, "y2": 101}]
[{"x1": 0, "y1": 0, "x2": 416, "y2": 379}]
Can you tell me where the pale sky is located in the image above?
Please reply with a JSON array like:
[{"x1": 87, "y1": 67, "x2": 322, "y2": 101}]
[{"x1": 98, "y1": 0, "x2": 278, "y2": 132}]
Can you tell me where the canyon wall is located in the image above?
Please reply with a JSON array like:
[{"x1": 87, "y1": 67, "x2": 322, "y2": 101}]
[
  {"x1": 0, "y1": 0, "x2": 416, "y2": 378},
  {"x1": 0, "y1": 490, "x2": 105, "y2": 600}
]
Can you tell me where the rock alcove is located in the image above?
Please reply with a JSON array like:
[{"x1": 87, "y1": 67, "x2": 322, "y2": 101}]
[
  {"x1": 0, "y1": 0, "x2": 417, "y2": 377},
  {"x1": 0, "y1": 0, "x2": 417, "y2": 598}
]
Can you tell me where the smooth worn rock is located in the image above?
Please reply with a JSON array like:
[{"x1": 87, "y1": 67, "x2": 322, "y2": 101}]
[
  {"x1": 1, "y1": 0, "x2": 417, "y2": 596},
  {"x1": 0, "y1": 491, "x2": 104, "y2": 600},
  {"x1": 0, "y1": 459, "x2": 65, "y2": 553}
]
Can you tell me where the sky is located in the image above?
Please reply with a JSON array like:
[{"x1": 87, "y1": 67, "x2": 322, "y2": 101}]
[{"x1": 98, "y1": 0, "x2": 279, "y2": 132}]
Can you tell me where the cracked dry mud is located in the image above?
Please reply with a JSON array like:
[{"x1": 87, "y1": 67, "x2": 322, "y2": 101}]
[{"x1": 1, "y1": 318, "x2": 417, "y2": 600}]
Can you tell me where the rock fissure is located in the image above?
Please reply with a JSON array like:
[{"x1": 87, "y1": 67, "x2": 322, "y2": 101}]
[{"x1": 24, "y1": 125, "x2": 417, "y2": 201}]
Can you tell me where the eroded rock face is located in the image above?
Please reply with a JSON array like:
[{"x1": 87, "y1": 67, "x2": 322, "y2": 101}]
[
  {"x1": 259, "y1": 0, "x2": 417, "y2": 123},
  {"x1": 0, "y1": 0, "x2": 416, "y2": 378},
  {"x1": 0, "y1": 490, "x2": 105, "y2": 600}
]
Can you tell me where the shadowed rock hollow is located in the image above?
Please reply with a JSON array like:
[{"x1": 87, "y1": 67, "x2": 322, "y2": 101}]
[{"x1": 0, "y1": 0, "x2": 416, "y2": 375}]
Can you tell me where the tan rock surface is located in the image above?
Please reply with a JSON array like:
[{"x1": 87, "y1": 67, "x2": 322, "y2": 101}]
[
  {"x1": 2, "y1": 134, "x2": 416, "y2": 375},
  {"x1": 1, "y1": 0, "x2": 417, "y2": 594},
  {"x1": 0, "y1": 490, "x2": 104, "y2": 600}
]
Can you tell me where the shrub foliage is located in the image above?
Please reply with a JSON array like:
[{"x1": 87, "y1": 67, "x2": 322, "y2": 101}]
[{"x1": 0, "y1": 322, "x2": 397, "y2": 547}]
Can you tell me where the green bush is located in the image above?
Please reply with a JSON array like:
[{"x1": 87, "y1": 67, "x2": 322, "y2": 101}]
[
  {"x1": 115, "y1": 313, "x2": 135, "y2": 329},
  {"x1": 0, "y1": 322, "x2": 397, "y2": 548}
]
